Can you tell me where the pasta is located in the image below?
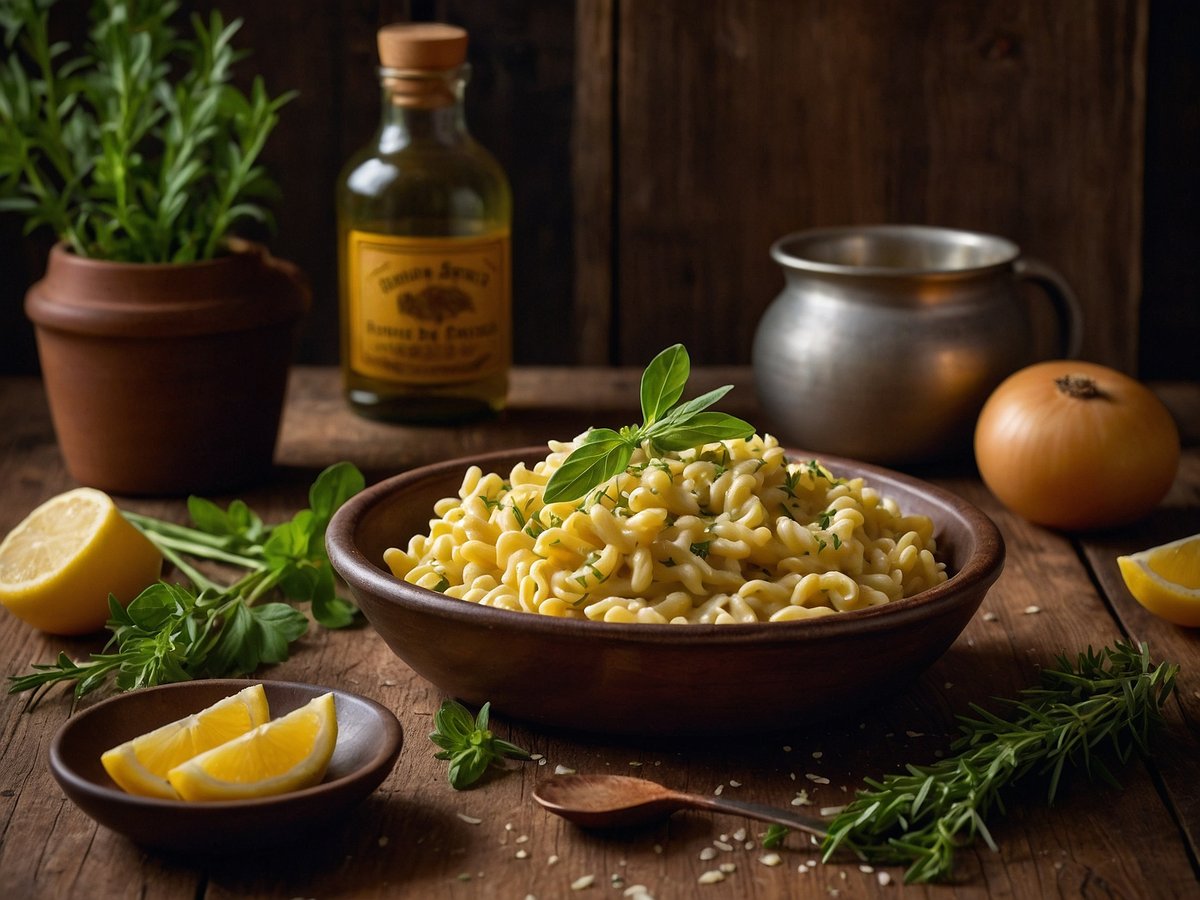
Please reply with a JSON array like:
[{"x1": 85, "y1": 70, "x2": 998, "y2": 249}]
[{"x1": 383, "y1": 433, "x2": 947, "y2": 625}]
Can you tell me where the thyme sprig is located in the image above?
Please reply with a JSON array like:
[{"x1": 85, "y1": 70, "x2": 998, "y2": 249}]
[{"x1": 820, "y1": 641, "x2": 1178, "y2": 883}]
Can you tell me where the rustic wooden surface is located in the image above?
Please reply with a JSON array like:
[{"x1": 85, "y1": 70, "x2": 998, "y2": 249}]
[
  {"x1": 1, "y1": 367, "x2": 1199, "y2": 899},
  {"x1": 4, "y1": 0, "x2": 1199, "y2": 380}
]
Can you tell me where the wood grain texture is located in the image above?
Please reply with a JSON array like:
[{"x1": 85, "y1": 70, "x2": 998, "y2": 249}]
[
  {"x1": 4, "y1": 0, "x2": 1197, "y2": 379},
  {"x1": 1, "y1": 369, "x2": 1199, "y2": 898},
  {"x1": 610, "y1": 0, "x2": 1148, "y2": 368}
]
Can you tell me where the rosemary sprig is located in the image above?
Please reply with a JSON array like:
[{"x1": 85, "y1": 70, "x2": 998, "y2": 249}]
[{"x1": 821, "y1": 641, "x2": 1178, "y2": 883}]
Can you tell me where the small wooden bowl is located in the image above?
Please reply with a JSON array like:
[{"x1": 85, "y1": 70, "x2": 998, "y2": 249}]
[
  {"x1": 48, "y1": 680, "x2": 402, "y2": 854},
  {"x1": 327, "y1": 448, "x2": 1004, "y2": 736}
]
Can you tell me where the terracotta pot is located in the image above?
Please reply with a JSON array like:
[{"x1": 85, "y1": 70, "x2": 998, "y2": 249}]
[{"x1": 25, "y1": 241, "x2": 309, "y2": 496}]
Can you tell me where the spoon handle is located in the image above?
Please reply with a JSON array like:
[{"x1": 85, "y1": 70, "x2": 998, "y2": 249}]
[{"x1": 681, "y1": 793, "x2": 828, "y2": 838}]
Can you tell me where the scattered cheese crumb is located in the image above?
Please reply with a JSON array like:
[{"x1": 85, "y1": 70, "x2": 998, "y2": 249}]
[
  {"x1": 858, "y1": 864, "x2": 874, "y2": 873},
  {"x1": 555, "y1": 765, "x2": 576, "y2": 775},
  {"x1": 719, "y1": 863, "x2": 736, "y2": 874},
  {"x1": 759, "y1": 853, "x2": 783, "y2": 867},
  {"x1": 629, "y1": 761, "x2": 643, "y2": 767},
  {"x1": 728, "y1": 779, "x2": 742, "y2": 788},
  {"x1": 877, "y1": 871, "x2": 892, "y2": 886},
  {"x1": 805, "y1": 773, "x2": 830, "y2": 784},
  {"x1": 806, "y1": 859, "x2": 818, "y2": 868},
  {"x1": 548, "y1": 855, "x2": 560, "y2": 866},
  {"x1": 623, "y1": 887, "x2": 649, "y2": 897},
  {"x1": 1024, "y1": 605, "x2": 1041, "y2": 614},
  {"x1": 812, "y1": 751, "x2": 823, "y2": 759},
  {"x1": 713, "y1": 840, "x2": 734, "y2": 852},
  {"x1": 515, "y1": 850, "x2": 529, "y2": 860},
  {"x1": 538, "y1": 758, "x2": 547, "y2": 766},
  {"x1": 944, "y1": 682, "x2": 954, "y2": 690},
  {"x1": 791, "y1": 790, "x2": 811, "y2": 806},
  {"x1": 570, "y1": 874, "x2": 595, "y2": 890},
  {"x1": 744, "y1": 842, "x2": 755, "y2": 851},
  {"x1": 530, "y1": 753, "x2": 544, "y2": 761},
  {"x1": 699, "y1": 848, "x2": 718, "y2": 861},
  {"x1": 905, "y1": 730, "x2": 924, "y2": 738},
  {"x1": 820, "y1": 806, "x2": 847, "y2": 817},
  {"x1": 377, "y1": 836, "x2": 389, "y2": 847},
  {"x1": 983, "y1": 611, "x2": 998, "y2": 621},
  {"x1": 714, "y1": 784, "x2": 724, "y2": 795},
  {"x1": 732, "y1": 828, "x2": 747, "y2": 842},
  {"x1": 516, "y1": 834, "x2": 529, "y2": 844},
  {"x1": 456, "y1": 814, "x2": 482, "y2": 825},
  {"x1": 505, "y1": 822, "x2": 515, "y2": 831},
  {"x1": 697, "y1": 870, "x2": 725, "y2": 885}
]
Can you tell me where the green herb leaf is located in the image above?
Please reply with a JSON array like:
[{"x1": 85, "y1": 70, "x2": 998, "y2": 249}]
[
  {"x1": 543, "y1": 428, "x2": 635, "y2": 504},
  {"x1": 649, "y1": 411, "x2": 755, "y2": 452},
  {"x1": 639, "y1": 343, "x2": 690, "y2": 424},
  {"x1": 429, "y1": 699, "x2": 532, "y2": 789}
]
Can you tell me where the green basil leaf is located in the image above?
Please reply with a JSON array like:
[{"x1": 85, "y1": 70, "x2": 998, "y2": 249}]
[
  {"x1": 651, "y1": 411, "x2": 756, "y2": 451},
  {"x1": 639, "y1": 343, "x2": 690, "y2": 424},
  {"x1": 475, "y1": 700, "x2": 492, "y2": 732},
  {"x1": 309, "y1": 461, "x2": 366, "y2": 524},
  {"x1": 542, "y1": 428, "x2": 635, "y2": 503},
  {"x1": 310, "y1": 565, "x2": 359, "y2": 628},
  {"x1": 647, "y1": 383, "x2": 733, "y2": 430}
]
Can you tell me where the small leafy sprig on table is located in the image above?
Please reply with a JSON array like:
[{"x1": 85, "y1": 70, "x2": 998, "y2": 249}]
[
  {"x1": 542, "y1": 344, "x2": 754, "y2": 503},
  {"x1": 9, "y1": 462, "x2": 364, "y2": 703},
  {"x1": 819, "y1": 641, "x2": 1178, "y2": 883},
  {"x1": 429, "y1": 699, "x2": 532, "y2": 789}
]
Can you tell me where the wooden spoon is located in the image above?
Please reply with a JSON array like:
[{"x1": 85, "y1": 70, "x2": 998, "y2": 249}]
[{"x1": 533, "y1": 774, "x2": 828, "y2": 836}]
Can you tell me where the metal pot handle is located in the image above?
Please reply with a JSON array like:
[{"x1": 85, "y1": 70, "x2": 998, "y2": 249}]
[{"x1": 1014, "y1": 257, "x2": 1083, "y2": 358}]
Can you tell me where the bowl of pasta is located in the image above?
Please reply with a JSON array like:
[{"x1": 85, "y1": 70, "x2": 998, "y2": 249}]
[{"x1": 327, "y1": 435, "x2": 1004, "y2": 736}]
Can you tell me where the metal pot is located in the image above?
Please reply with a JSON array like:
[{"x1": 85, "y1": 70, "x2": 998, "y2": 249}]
[{"x1": 752, "y1": 225, "x2": 1081, "y2": 464}]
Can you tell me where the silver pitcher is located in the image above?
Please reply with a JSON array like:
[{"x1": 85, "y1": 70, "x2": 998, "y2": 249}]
[{"x1": 752, "y1": 225, "x2": 1081, "y2": 464}]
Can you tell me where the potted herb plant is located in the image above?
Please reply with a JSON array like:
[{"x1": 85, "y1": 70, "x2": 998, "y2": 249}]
[{"x1": 0, "y1": 0, "x2": 306, "y2": 495}]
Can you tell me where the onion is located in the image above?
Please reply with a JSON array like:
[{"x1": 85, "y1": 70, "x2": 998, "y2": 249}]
[{"x1": 974, "y1": 361, "x2": 1180, "y2": 530}]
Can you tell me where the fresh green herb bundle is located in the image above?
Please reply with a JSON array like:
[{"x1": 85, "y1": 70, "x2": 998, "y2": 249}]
[
  {"x1": 820, "y1": 641, "x2": 1178, "y2": 883},
  {"x1": 0, "y1": 0, "x2": 293, "y2": 262},
  {"x1": 542, "y1": 344, "x2": 754, "y2": 503},
  {"x1": 9, "y1": 463, "x2": 364, "y2": 702},
  {"x1": 429, "y1": 699, "x2": 532, "y2": 789}
]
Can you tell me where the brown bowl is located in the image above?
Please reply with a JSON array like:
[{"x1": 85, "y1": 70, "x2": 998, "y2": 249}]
[
  {"x1": 327, "y1": 448, "x2": 1004, "y2": 736},
  {"x1": 48, "y1": 679, "x2": 402, "y2": 854}
]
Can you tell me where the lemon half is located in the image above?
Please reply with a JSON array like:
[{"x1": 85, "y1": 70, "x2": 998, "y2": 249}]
[
  {"x1": 1117, "y1": 533, "x2": 1200, "y2": 627},
  {"x1": 0, "y1": 487, "x2": 162, "y2": 634},
  {"x1": 167, "y1": 693, "x2": 338, "y2": 801},
  {"x1": 101, "y1": 684, "x2": 271, "y2": 799}
]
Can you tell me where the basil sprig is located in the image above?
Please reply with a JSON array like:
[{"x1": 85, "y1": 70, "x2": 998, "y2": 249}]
[{"x1": 542, "y1": 344, "x2": 754, "y2": 503}]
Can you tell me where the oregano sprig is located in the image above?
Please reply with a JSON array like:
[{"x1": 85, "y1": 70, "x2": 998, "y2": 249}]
[
  {"x1": 542, "y1": 344, "x2": 754, "y2": 503},
  {"x1": 429, "y1": 699, "x2": 532, "y2": 789}
]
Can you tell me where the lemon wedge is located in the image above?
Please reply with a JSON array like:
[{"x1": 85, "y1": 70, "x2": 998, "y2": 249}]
[
  {"x1": 1117, "y1": 533, "x2": 1200, "y2": 627},
  {"x1": 0, "y1": 487, "x2": 162, "y2": 635},
  {"x1": 101, "y1": 684, "x2": 271, "y2": 799},
  {"x1": 167, "y1": 693, "x2": 338, "y2": 801}
]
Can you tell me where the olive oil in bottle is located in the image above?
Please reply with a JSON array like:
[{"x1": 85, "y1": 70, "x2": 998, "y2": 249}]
[{"x1": 337, "y1": 23, "x2": 511, "y2": 422}]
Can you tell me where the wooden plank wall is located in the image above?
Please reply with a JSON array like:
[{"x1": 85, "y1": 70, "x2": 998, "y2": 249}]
[{"x1": 1, "y1": 0, "x2": 1195, "y2": 379}]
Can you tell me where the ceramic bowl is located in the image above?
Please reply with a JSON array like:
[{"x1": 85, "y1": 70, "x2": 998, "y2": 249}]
[
  {"x1": 327, "y1": 447, "x2": 1004, "y2": 736},
  {"x1": 48, "y1": 679, "x2": 402, "y2": 854}
]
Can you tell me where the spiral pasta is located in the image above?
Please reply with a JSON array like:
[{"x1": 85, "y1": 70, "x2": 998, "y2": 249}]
[{"x1": 383, "y1": 433, "x2": 947, "y2": 625}]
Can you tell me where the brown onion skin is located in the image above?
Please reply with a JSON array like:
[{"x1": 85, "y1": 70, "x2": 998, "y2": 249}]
[{"x1": 974, "y1": 361, "x2": 1180, "y2": 530}]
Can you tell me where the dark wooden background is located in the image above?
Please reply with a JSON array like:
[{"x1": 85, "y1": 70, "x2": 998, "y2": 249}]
[{"x1": 2, "y1": 0, "x2": 1197, "y2": 379}]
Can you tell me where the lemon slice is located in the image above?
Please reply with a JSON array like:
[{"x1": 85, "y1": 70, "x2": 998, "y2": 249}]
[
  {"x1": 101, "y1": 684, "x2": 271, "y2": 799},
  {"x1": 0, "y1": 487, "x2": 162, "y2": 635},
  {"x1": 167, "y1": 693, "x2": 338, "y2": 801},
  {"x1": 1117, "y1": 533, "x2": 1200, "y2": 627}
]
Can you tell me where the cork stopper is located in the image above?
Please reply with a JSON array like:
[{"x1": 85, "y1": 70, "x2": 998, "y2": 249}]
[{"x1": 377, "y1": 23, "x2": 468, "y2": 71}]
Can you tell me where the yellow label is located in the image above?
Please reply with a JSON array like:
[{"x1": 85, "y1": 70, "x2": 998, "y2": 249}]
[{"x1": 346, "y1": 230, "x2": 510, "y2": 385}]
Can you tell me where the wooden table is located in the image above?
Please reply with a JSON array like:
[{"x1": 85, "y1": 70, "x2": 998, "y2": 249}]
[{"x1": 2, "y1": 367, "x2": 1198, "y2": 899}]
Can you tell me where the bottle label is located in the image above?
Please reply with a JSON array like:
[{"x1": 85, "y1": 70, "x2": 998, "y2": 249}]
[{"x1": 346, "y1": 230, "x2": 510, "y2": 385}]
